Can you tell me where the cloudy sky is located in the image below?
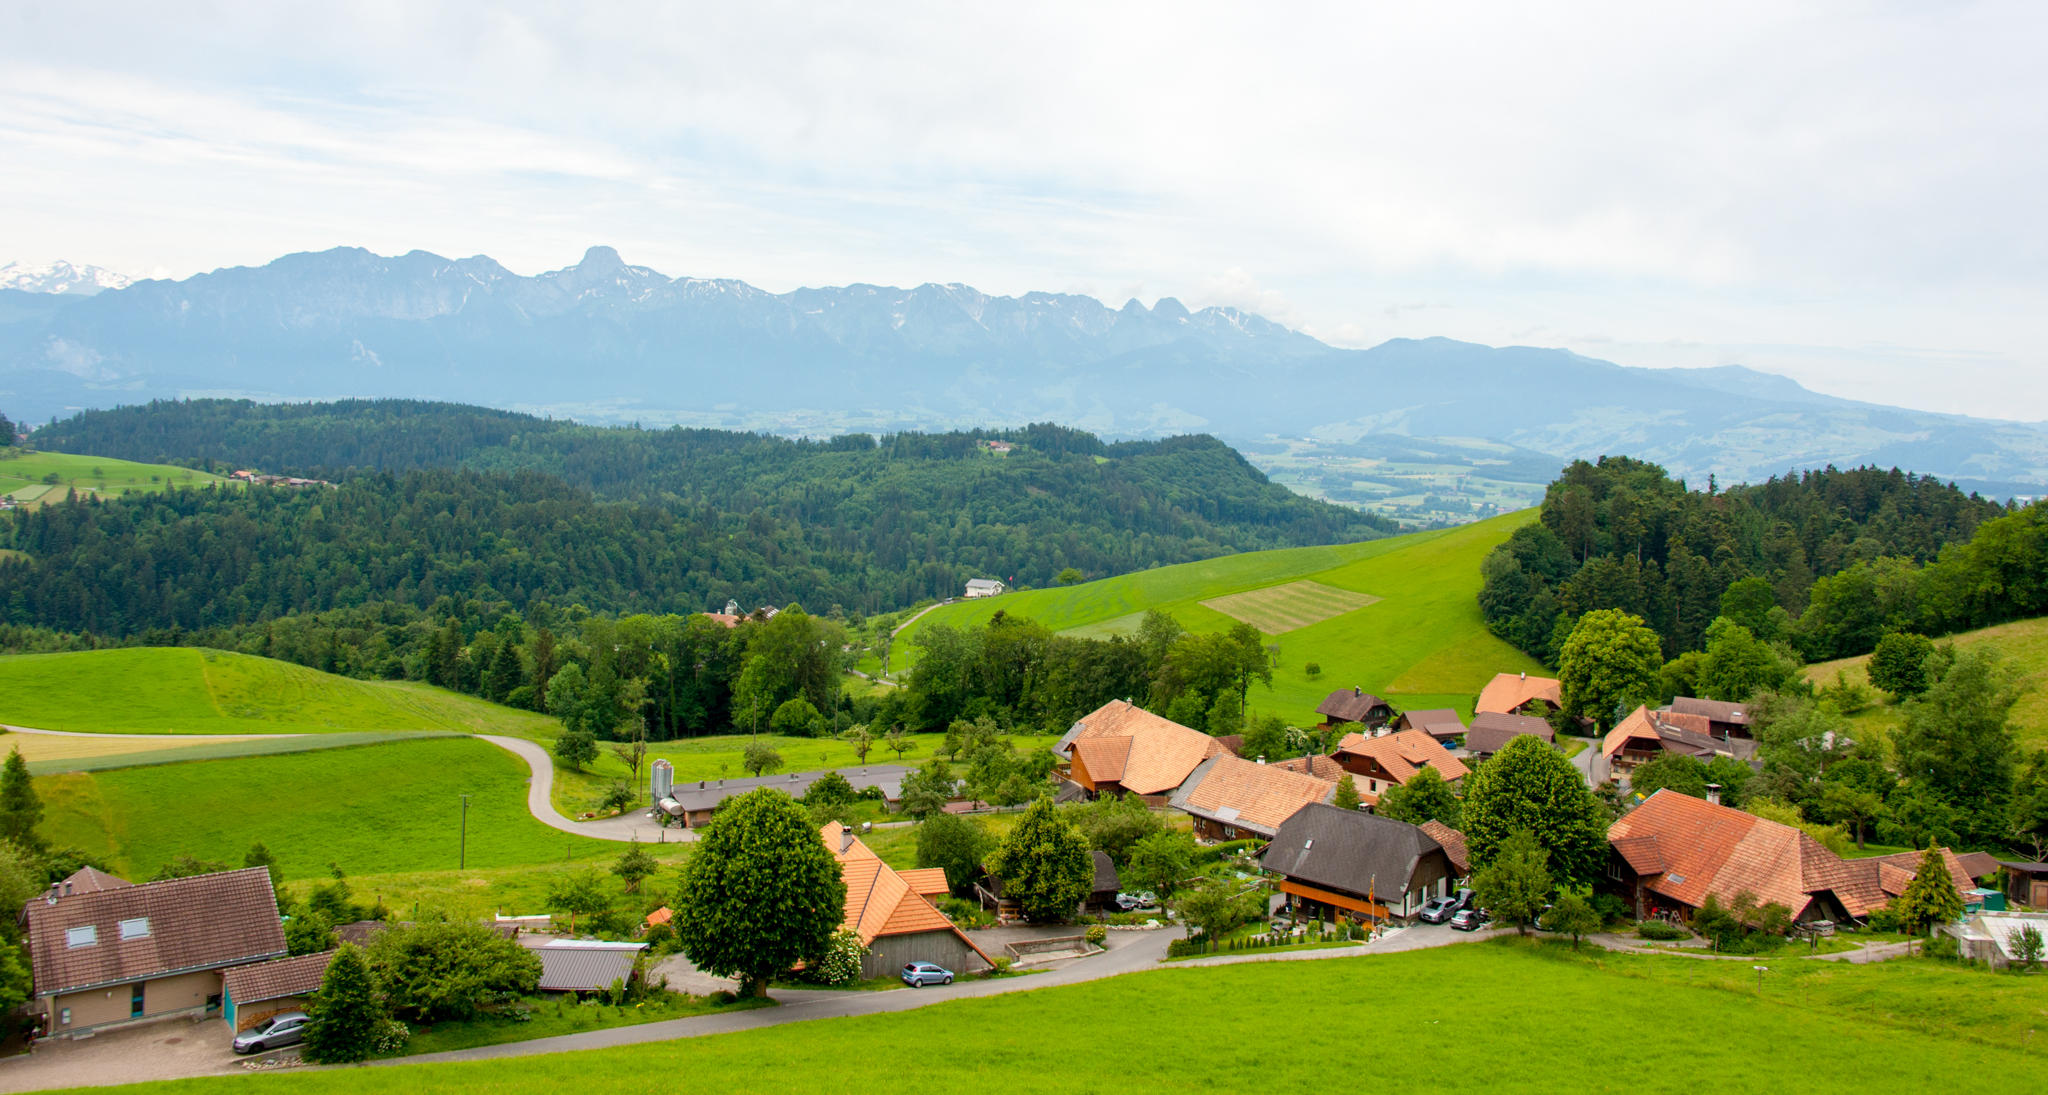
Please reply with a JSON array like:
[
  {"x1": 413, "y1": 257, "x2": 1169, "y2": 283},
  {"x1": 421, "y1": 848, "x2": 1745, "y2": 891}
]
[{"x1": 4, "y1": 1, "x2": 2043, "y2": 419}]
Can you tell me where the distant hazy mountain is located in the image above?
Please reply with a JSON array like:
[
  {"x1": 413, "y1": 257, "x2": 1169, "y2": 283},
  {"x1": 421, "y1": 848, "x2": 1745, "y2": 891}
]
[
  {"x1": 0, "y1": 261, "x2": 133, "y2": 296},
  {"x1": 1, "y1": 245, "x2": 2043, "y2": 493}
]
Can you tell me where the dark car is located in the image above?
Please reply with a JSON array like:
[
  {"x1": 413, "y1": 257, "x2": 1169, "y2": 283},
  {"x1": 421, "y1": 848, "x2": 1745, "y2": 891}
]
[
  {"x1": 232, "y1": 1011, "x2": 309, "y2": 1055},
  {"x1": 901, "y1": 961, "x2": 954, "y2": 987},
  {"x1": 1449, "y1": 908, "x2": 1490, "y2": 932}
]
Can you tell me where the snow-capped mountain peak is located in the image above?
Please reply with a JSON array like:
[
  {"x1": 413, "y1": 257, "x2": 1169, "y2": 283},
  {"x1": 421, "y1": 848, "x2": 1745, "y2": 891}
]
[{"x1": 0, "y1": 260, "x2": 134, "y2": 296}]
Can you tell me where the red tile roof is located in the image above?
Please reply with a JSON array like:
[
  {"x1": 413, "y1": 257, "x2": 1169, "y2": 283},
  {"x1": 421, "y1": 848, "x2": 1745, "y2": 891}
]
[
  {"x1": 1171, "y1": 754, "x2": 1335, "y2": 836},
  {"x1": 1315, "y1": 689, "x2": 1388, "y2": 724},
  {"x1": 222, "y1": 950, "x2": 334, "y2": 1006},
  {"x1": 24, "y1": 867, "x2": 286, "y2": 997},
  {"x1": 1334, "y1": 729, "x2": 1471, "y2": 783},
  {"x1": 1476, "y1": 672, "x2": 1562, "y2": 715},
  {"x1": 1418, "y1": 820, "x2": 1471, "y2": 876},
  {"x1": 1268, "y1": 754, "x2": 1347, "y2": 781},
  {"x1": 1607, "y1": 790, "x2": 1884, "y2": 919},
  {"x1": 1060, "y1": 700, "x2": 1224, "y2": 795},
  {"x1": 823, "y1": 823, "x2": 992, "y2": 966}
]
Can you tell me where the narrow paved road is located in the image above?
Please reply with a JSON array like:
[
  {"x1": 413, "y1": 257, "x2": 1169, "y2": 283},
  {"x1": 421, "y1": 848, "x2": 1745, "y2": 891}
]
[{"x1": 478, "y1": 735, "x2": 691, "y2": 845}]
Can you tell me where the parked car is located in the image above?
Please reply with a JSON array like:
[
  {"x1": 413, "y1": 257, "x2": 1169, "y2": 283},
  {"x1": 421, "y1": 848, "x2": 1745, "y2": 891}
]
[
  {"x1": 1447, "y1": 888, "x2": 1474, "y2": 913},
  {"x1": 232, "y1": 1011, "x2": 309, "y2": 1055},
  {"x1": 1418, "y1": 896, "x2": 1460, "y2": 923},
  {"x1": 901, "y1": 961, "x2": 954, "y2": 987},
  {"x1": 1115, "y1": 891, "x2": 1159, "y2": 911},
  {"x1": 1449, "y1": 908, "x2": 1491, "y2": 933}
]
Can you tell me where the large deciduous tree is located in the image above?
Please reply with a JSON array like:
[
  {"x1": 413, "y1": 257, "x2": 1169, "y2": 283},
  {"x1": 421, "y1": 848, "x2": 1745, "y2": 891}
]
[
  {"x1": 1460, "y1": 735, "x2": 1609, "y2": 887},
  {"x1": 365, "y1": 921, "x2": 542, "y2": 1023},
  {"x1": 915, "y1": 812, "x2": 992, "y2": 891},
  {"x1": 1472, "y1": 829, "x2": 1552, "y2": 936},
  {"x1": 985, "y1": 796, "x2": 1091, "y2": 923},
  {"x1": 1895, "y1": 647, "x2": 2020, "y2": 842},
  {"x1": 1867, "y1": 632, "x2": 1935, "y2": 698},
  {"x1": 1375, "y1": 766, "x2": 1461, "y2": 828},
  {"x1": 1558, "y1": 609, "x2": 1664, "y2": 731},
  {"x1": 673, "y1": 788, "x2": 845, "y2": 998}
]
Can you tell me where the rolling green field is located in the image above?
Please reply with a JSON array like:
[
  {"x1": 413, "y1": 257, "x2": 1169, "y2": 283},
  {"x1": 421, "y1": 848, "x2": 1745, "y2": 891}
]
[
  {"x1": 16, "y1": 730, "x2": 458, "y2": 775},
  {"x1": 0, "y1": 448, "x2": 229, "y2": 509},
  {"x1": 96, "y1": 940, "x2": 2044, "y2": 1094},
  {"x1": 897, "y1": 511, "x2": 1543, "y2": 724},
  {"x1": 35, "y1": 737, "x2": 629, "y2": 882},
  {"x1": 1806, "y1": 615, "x2": 2048, "y2": 752},
  {"x1": 0, "y1": 648, "x2": 562, "y2": 736}
]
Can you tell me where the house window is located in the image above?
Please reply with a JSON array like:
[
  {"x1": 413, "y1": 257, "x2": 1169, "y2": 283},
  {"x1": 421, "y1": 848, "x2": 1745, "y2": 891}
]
[
  {"x1": 131, "y1": 983, "x2": 145, "y2": 1018},
  {"x1": 119, "y1": 917, "x2": 151, "y2": 940},
  {"x1": 1223, "y1": 825, "x2": 1237, "y2": 839},
  {"x1": 59, "y1": 1008, "x2": 70, "y2": 1027},
  {"x1": 65, "y1": 925, "x2": 96, "y2": 948},
  {"x1": 1606, "y1": 859, "x2": 1624, "y2": 882}
]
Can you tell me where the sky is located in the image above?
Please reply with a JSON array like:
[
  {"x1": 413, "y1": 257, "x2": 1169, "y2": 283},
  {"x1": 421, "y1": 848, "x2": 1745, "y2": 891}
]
[{"x1": 3, "y1": 1, "x2": 2044, "y2": 420}]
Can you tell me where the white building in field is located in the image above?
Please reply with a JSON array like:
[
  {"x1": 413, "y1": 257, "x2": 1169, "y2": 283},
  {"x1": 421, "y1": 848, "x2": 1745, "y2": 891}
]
[{"x1": 964, "y1": 578, "x2": 1005, "y2": 599}]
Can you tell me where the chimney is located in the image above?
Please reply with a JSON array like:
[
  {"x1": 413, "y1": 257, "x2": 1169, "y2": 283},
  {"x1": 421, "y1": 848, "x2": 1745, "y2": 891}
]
[
  {"x1": 62, "y1": 881, "x2": 72, "y2": 897},
  {"x1": 1706, "y1": 783, "x2": 1723, "y2": 807},
  {"x1": 698, "y1": 780, "x2": 706, "y2": 790},
  {"x1": 1520, "y1": 670, "x2": 1527, "y2": 680},
  {"x1": 1353, "y1": 686, "x2": 1361, "y2": 697},
  {"x1": 46, "y1": 883, "x2": 58, "y2": 905},
  {"x1": 840, "y1": 829, "x2": 854, "y2": 853},
  {"x1": 1256, "y1": 756, "x2": 1266, "y2": 765}
]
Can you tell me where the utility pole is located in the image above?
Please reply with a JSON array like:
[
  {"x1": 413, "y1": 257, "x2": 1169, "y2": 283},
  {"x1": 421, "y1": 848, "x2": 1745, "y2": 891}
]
[{"x1": 459, "y1": 794, "x2": 470, "y2": 869}]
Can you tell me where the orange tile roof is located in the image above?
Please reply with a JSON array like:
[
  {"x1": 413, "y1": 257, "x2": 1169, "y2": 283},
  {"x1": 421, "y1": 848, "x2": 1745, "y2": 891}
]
[
  {"x1": 899, "y1": 868, "x2": 951, "y2": 898},
  {"x1": 822, "y1": 823, "x2": 992, "y2": 966},
  {"x1": 1333, "y1": 729, "x2": 1471, "y2": 783},
  {"x1": 1269, "y1": 754, "x2": 1347, "y2": 781},
  {"x1": 1476, "y1": 672, "x2": 1562, "y2": 715},
  {"x1": 1856, "y1": 849, "x2": 1977, "y2": 898},
  {"x1": 1173, "y1": 754, "x2": 1335, "y2": 835},
  {"x1": 1604, "y1": 706, "x2": 1720, "y2": 759},
  {"x1": 24, "y1": 866, "x2": 285, "y2": 997},
  {"x1": 1607, "y1": 790, "x2": 1884, "y2": 919},
  {"x1": 1418, "y1": 820, "x2": 1470, "y2": 875},
  {"x1": 1062, "y1": 700, "x2": 1224, "y2": 795},
  {"x1": 644, "y1": 906, "x2": 673, "y2": 927},
  {"x1": 1070, "y1": 736, "x2": 1133, "y2": 785},
  {"x1": 1602, "y1": 706, "x2": 1666, "y2": 759}
]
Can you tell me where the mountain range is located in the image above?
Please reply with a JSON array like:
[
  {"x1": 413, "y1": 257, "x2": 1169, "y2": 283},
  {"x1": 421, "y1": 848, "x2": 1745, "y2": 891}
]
[{"x1": 3, "y1": 245, "x2": 2044, "y2": 495}]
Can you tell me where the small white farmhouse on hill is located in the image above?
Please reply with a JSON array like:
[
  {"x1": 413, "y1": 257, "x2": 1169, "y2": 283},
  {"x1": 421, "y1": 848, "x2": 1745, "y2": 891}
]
[{"x1": 964, "y1": 578, "x2": 1005, "y2": 598}]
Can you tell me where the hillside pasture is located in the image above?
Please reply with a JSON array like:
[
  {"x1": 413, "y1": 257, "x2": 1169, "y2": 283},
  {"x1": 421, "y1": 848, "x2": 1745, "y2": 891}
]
[
  {"x1": 100, "y1": 940, "x2": 2044, "y2": 1095},
  {"x1": 1198, "y1": 579, "x2": 1379, "y2": 632},
  {"x1": 0, "y1": 448, "x2": 229, "y2": 508},
  {"x1": 898, "y1": 511, "x2": 1545, "y2": 724},
  {"x1": 1805, "y1": 615, "x2": 2048, "y2": 751},
  {"x1": 0, "y1": 647, "x2": 562, "y2": 736},
  {"x1": 35, "y1": 737, "x2": 625, "y2": 881}
]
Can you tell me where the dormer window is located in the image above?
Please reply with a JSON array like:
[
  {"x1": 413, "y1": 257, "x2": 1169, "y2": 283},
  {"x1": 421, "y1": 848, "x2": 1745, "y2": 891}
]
[
  {"x1": 65, "y1": 925, "x2": 96, "y2": 948},
  {"x1": 119, "y1": 917, "x2": 151, "y2": 940}
]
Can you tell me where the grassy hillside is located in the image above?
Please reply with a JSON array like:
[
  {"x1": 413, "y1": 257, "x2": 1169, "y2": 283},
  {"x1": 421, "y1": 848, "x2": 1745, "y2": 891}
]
[
  {"x1": 0, "y1": 448, "x2": 228, "y2": 509},
  {"x1": 102, "y1": 941, "x2": 2043, "y2": 1094},
  {"x1": 1806, "y1": 615, "x2": 2048, "y2": 752},
  {"x1": 35, "y1": 737, "x2": 632, "y2": 881},
  {"x1": 897, "y1": 511, "x2": 1544, "y2": 724},
  {"x1": 12, "y1": 730, "x2": 454, "y2": 775},
  {"x1": 0, "y1": 648, "x2": 563, "y2": 735}
]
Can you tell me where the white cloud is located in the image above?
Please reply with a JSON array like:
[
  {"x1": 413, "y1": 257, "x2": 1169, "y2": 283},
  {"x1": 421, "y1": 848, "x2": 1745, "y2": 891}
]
[{"x1": 0, "y1": 1, "x2": 2043, "y2": 418}]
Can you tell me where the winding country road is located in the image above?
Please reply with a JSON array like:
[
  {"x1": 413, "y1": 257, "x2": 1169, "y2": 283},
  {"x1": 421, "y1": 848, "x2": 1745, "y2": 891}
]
[{"x1": 477, "y1": 734, "x2": 692, "y2": 845}]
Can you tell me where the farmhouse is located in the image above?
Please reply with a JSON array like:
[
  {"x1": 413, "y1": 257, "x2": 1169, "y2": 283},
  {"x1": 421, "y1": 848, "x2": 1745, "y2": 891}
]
[
  {"x1": 1475, "y1": 671, "x2": 1562, "y2": 716},
  {"x1": 658, "y1": 764, "x2": 917, "y2": 828},
  {"x1": 23, "y1": 866, "x2": 285, "y2": 1038},
  {"x1": 222, "y1": 950, "x2": 334, "y2": 1031},
  {"x1": 1261, "y1": 804, "x2": 1462, "y2": 923},
  {"x1": 1054, "y1": 700, "x2": 1226, "y2": 800},
  {"x1": 1463, "y1": 711, "x2": 1555, "y2": 761},
  {"x1": 1169, "y1": 754, "x2": 1335, "y2": 841},
  {"x1": 1418, "y1": 819, "x2": 1472, "y2": 879},
  {"x1": 1329, "y1": 729, "x2": 1470, "y2": 804},
  {"x1": 1268, "y1": 753, "x2": 1347, "y2": 781},
  {"x1": 1393, "y1": 708, "x2": 1466, "y2": 743},
  {"x1": 1664, "y1": 696, "x2": 1752, "y2": 739},
  {"x1": 1315, "y1": 687, "x2": 1393, "y2": 731},
  {"x1": 1604, "y1": 790, "x2": 1887, "y2": 924},
  {"x1": 1600, "y1": 705, "x2": 1727, "y2": 773},
  {"x1": 827, "y1": 822, "x2": 994, "y2": 978},
  {"x1": 964, "y1": 578, "x2": 1005, "y2": 599}
]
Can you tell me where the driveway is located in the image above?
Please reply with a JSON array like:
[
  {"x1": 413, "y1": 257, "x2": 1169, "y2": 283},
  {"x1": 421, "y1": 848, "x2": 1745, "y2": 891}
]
[
  {"x1": 0, "y1": 1017, "x2": 241, "y2": 1094},
  {"x1": 478, "y1": 735, "x2": 691, "y2": 845}
]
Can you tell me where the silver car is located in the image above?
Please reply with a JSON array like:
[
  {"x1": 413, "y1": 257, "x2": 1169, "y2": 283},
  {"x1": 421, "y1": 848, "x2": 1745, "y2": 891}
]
[
  {"x1": 901, "y1": 962, "x2": 954, "y2": 987},
  {"x1": 232, "y1": 1011, "x2": 309, "y2": 1055}
]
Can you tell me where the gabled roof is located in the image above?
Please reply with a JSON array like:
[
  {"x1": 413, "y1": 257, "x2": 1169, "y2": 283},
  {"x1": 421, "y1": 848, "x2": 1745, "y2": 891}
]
[
  {"x1": 1055, "y1": 700, "x2": 1224, "y2": 795},
  {"x1": 824, "y1": 823, "x2": 994, "y2": 966},
  {"x1": 223, "y1": 950, "x2": 335, "y2": 1006},
  {"x1": 1607, "y1": 790, "x2": 1885, "y2": 918},
  {"x1": 1955, "y1": 851, "x2": 2003, "y2": 881},
  {"x1": 536, "y1": 939, "x2": 646, "y2": 992},
  {"x1": 1398, "y1": 709, "x2": 1467, "y2": 739},
  {"x1": 1260, "y1": 804, "x2": 1451, "y2": 898},
  {"x1": 61, "y1": 867, "x2": 134, "y2": 895},
  {"x1": 24, "y1": 866, "x2": 285, "y2": 997},
  {"x1": 1602, "y1": 706, "x2": 1720, "y2": 760},
  {"x1": 1333, "y1": 729, "x2": 1471, "y2": 783},
  {"x1": 1171, "y1": 754, "x2": 1335, "y2": 838},
  {"x1": 899, "y1": 868, "x2": 951, "y2": 898},
  {"x1": 1852, "y1": 849, "x2": 1977, "y2": 898},
  {"x1": 1269, "y1": 753, "x2": 1347, "y2": 781},
  {"x1": 1069, "y1": 736, "x2": 1133, "y2": 783},
  {"x1": 1667, "y1": 697, "x2": 1751, "y2": 726},
  {"x1": 1316, "y1": 689, "x2": 1390, "y2": 723},
  {"x1": 1476, "y1": 672, "x2": 1562, "y2": 715},
  {"x1": 1465, "y1": 714, "x2": 1555, "y2": 756},
  {"x1": 1418, "y1": 820, "x2": 1470, "y2": 876}
]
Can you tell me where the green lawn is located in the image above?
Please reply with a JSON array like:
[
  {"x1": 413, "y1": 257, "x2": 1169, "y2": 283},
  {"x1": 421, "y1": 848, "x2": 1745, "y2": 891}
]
[
  {"x1": 1806, "y1": 615, "x2": 2048, "y2": 752},
  {"x1": 0, "y1": 448, "x2": 230, "y2": 510},
  {"x1": 896, "y1": 511, "x2": 1544, "y2": 725},
  {"x1": 280, "y1": 854, "x2": 689, "y2": 926},
  {"x1": 393, "y1": 992, "x2": 771, "y2": 1057},
  {"x1": 89, "y1": 940, "x2": 2046, "y2": 1094},
  {"x1": 0, "y1": 647, "x2": 562, "y2": 736},
  {"x1": 19, "y1": 731, "x2": 460, "y2": 776},
  {"x1": 35, "y1": 737, "x2": 630, "y2": 882}
]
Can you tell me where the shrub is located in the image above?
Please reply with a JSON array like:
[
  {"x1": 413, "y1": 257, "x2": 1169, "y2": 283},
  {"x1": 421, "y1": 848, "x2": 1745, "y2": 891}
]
[
  {"x1": 815, "y1": 928, "x2": 868, "y2": 986},
  {"x1": 991, "y1": 956, "x2": 1014, "y2": 974},
  {"x1": 369, "y1": 1018, "x2": 410, "y2": 1057},
  {"x1": 1591, "y1": 893, "x2": 1630, "y2": 927},
  {"x1": 1865, "y1": 905, "x2": 1903, "y2": 933},
  {"x1": 1085, "y1": 924, "x2": 1107, "y2": 946},
  {"x1": 1637, "y1": 919, "x2": 1688, "y2": 941}
]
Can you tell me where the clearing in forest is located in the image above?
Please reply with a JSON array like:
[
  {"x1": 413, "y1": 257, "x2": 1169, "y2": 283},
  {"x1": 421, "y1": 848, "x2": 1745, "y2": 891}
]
[{"x1": 1200, "y1": 580, "x2": 1380, "y2": 633}]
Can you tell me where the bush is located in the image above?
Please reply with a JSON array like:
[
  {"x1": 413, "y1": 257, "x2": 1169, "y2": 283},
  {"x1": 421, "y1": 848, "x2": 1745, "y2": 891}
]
[
  {"x1": 1637, "y1": 919, "x2": 1689, "y2": 941},
  {"x1": 1084, "y1": 924, "x2": 1107, "y2": 946},
  {"x1": 369, "y1": 1018, "x2": 410, "y2": 1056},
  {"x1": 1865, "y1": 905, "x2": 1903, "y2": 933},
  {"x1": 815, "y1": 928, "x2": 868, "y2": 986},
  {"x1": 991, "y1": 956, "x2": 1014, "y2": 974},
  {"x1": 1591, "y1": 893, "x2": 1630, "y2": 927}
]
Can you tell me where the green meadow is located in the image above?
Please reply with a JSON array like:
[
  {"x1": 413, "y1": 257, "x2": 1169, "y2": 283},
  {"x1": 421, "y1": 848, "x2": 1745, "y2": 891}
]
[
  {"x1": 0, "y1": 647, "x2": 563, "y2": 736},
  {"x1": 93, "y1": 940, "x2": 2045, "y2": 1094},
  {"x1": 35, "y1": 737, "x2": 626, "y2": 881},
  {"x1": 897, "y1": 511, "x2": 1544, "y2": 724},
  {"x1": 0, "y1": 448, "x2": 229, "y2": 509},
  {"x1": 1806, "y1": 615, "x2": 2048, "y2": 752}
]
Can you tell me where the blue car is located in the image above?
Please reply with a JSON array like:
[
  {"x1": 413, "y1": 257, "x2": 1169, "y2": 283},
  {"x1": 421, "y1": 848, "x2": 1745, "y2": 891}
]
[{"x1": 901, "y1": 961, "x2": 954, "y2": 987}]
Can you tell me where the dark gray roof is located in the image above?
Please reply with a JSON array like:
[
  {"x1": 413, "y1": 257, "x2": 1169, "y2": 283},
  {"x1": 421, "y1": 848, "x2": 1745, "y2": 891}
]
[
  {"x1": 659, "y1": 765, "x2": 914, "y2": 815},
  {"x1": 1090, "y1": 851, "x2": 1119, "y2": 895},
  {"x1": 1258, "y1": 803, "x2": 1449, "y2": 898},
  {"x1": 536, "y1": 940, "x2": 646, "y2": 992},
  {"x1": 1316, "y1": 689, "x2": 1389, "y2": 723},
  {"x1": 1668, "y1": 697, "x2": 1751, "y2": 725},
  {"x1": 1466, "y1": 712, "x2": 1555, "y2": 755},
  {"x1": 1400, "y1": 709, "x2": 1466, "y2": 738}
]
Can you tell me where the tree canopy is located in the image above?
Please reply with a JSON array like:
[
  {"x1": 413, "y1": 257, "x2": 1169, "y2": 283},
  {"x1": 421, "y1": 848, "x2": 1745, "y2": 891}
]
[
  {"x1": 673, "y1": 788, "x2": 845, "y2": 997},
  {"x1": 986, "y1": 796, "x2": 1092, "y2": 923},
  {"x1": 1460, "y1": 736, "x2": 1610, "y2": 887}
]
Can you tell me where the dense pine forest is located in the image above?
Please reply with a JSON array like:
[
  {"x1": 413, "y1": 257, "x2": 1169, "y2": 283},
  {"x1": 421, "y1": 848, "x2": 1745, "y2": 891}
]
[{"x1": 1479, "y1": 457, "x2": 2044, "y2": 663}]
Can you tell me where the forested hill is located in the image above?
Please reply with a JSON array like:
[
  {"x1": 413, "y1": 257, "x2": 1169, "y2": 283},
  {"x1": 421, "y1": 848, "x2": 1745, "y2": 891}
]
[
  {"x1": 6, "y1": 403, "x2": 1393, "y2": 631},
  {"x1": 1479, "y1": 458, "x2": 2015, "y2": 662}
]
